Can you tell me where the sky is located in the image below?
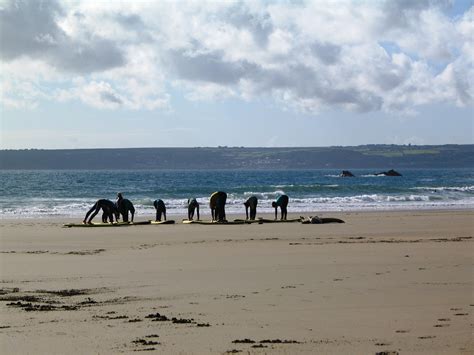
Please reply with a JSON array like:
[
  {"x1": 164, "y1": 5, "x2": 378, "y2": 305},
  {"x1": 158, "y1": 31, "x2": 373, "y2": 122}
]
[{"x1": 0, "y1": 0, "x2": 473, "y2": 149}]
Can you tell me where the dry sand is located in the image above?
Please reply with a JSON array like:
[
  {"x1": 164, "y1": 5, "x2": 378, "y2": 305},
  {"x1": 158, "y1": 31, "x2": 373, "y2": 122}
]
[{"x1": 0, "y1": 210, "x2": 472, "y2": 354}]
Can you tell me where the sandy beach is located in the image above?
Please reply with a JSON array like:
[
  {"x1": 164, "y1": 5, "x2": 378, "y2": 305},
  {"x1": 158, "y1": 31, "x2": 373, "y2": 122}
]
[{"x1": 0, "y1": 210, "x2": 472, "y2": 354}]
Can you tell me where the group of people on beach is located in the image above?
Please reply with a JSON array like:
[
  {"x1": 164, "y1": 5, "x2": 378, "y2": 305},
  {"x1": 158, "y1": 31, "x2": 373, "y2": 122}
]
[{"x1": 83, "y1": 192, "x2": 289, "y2": 224}]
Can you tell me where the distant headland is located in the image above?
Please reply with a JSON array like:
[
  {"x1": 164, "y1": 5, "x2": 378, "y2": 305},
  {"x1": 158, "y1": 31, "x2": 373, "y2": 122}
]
[{"x1": 0, "y1": 145, "x2": 472, "y2": 170}]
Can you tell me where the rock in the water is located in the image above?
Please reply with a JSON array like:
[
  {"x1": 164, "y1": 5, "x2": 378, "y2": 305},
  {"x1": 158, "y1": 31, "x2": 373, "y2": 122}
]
[
  {"x1": 340, "y1": 170, "x2": 355, "y2": 177},
  {"x1": 375, "y1": 169, "x2": 402, "y2": 176}
]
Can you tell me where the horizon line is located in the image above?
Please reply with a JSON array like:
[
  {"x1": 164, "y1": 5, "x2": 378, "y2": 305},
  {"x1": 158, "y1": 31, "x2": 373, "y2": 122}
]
[{"x1": 1, "y1": 143, "x2": 473, "y2": 151}]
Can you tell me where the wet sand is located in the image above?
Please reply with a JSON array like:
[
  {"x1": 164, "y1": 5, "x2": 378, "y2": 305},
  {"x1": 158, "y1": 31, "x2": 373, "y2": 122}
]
[{"x1": 0, "y1": 210, "x2": 473, "y2": 354}]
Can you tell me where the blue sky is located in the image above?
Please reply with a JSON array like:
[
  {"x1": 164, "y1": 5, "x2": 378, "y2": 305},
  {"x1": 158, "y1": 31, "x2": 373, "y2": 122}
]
[{"x1": 1, "y1": 0, "x2": 473, "y2": 149}]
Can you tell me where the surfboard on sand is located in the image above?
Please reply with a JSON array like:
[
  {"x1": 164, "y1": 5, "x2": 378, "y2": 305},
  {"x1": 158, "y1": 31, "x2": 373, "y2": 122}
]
[
  {"x1": 129, "y1": 220, "x2": 152, "y2": 225},
  {"x1": 150, "y1": 220, "x2": 175, "y2": 225},
  {"x1": 257, "y1": 218, "x2": 302, "y2": 223},
  {"x1": 182, "y1": 218, "x2": 301, "y2": 225},
  {"x1": 63, "y1": 220, "x2": 151, "y2": 228},
  {"x1": 63, "y1": 222, "x2": 132, "y2": 228},
  {"x1": 182, "y1": 219, "x2": 246, "y2": 225},
  {"x1": 233, "y1": 219, "x2": 261, "y2": 224}
]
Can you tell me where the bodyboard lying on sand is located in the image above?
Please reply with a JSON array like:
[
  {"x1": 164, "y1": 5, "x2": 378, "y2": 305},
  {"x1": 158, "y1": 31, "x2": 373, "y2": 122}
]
[
  {"x1": 182, "y1": 220, "x2": 246, "y2": 225},
  {"x1": 63, "y1": 222, "x2": 133, "y2": 228},
  {"x1": 150, "y1": 220, "x2": 175, "y2": 225}
]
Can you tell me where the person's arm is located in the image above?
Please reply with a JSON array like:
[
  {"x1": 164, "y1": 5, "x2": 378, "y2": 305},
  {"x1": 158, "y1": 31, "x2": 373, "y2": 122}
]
[{"x1": 275, "y1": 206, "x2": 278, "y2": 220}]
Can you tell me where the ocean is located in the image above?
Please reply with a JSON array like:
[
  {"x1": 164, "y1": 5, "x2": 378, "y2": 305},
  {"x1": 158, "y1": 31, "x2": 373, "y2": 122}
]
[{"x1": 0, "y1": 169, "x2": 472, "y2": 218}]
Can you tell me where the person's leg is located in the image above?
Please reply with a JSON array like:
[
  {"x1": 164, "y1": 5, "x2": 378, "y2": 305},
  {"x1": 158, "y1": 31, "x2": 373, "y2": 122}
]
[
  {"x1": 250, "y1": 207, "x2": 256, "y2": 220},
  {"x1": 163, "y1": 209, "x2": 167, "y2": 221},
  {"x1": 84, "y1": 203, "x2": 98, "y2": 223},
  {"x1": 282, "y1": 206, "x2": 287, "y2": 220},
  {"x1": 218, "y1": 203, "x2": 225, "y2": 221},
  {"x1": 88, "y1": 205, "x2": 100, "y2": 223},
  {"x1": 108, "y1": 210, "x2": 114, "y2": 223}
]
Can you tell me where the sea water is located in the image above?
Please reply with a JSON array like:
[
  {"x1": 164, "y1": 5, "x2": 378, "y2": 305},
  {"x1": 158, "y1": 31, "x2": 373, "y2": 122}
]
[{"x1": 0, "y1": 169, "x2": 472, "y2": 218}]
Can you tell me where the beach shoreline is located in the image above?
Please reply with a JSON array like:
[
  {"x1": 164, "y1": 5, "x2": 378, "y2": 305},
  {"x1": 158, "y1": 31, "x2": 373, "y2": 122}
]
[
  {"x1": 1, "y1": 209, "x2": 473, "y2": 354},
  {"x1": 1, "y1": 206, "x2": 473, "y2": 222}
]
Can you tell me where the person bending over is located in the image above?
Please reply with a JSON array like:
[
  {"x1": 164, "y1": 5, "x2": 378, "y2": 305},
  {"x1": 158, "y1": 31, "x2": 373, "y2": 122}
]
[
  {"x1": 116, "y1": 193, "x2": 135, "y2": 223},
  {"x1": 210, "y1": 191, "x2": 227, "y2": 222},
  {"x1": 244, "y1": 196, "x2": 258, "y2": 220},
  {"x1": 83, "y1": 199, "x2": 119, "y2": 224},
  {"x1": 188, "y1": 198, "x2": 200, "y2": 221},
  {"x1": 272, "y1": 194, "x2": 289, "y2": 220},
  {"x1": 153, "y1": 199, "x2": 167, "y2": 221}
]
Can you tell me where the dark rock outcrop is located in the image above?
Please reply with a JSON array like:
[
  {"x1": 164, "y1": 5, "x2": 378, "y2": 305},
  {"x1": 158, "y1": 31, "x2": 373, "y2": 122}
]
[
  {"x1": 340, "y1": 170, "x2": 355, "y2": 177},
  {"x1": 375, "y1": 169, "x2": 402, "y2": 176}
]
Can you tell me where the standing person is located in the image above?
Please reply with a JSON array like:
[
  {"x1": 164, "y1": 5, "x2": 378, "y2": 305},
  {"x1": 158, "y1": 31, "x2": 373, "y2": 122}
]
[
  {"x1": 116, "y1": 193, "x2": 135, "y2": 223},
  {"x1": 272, "y1": 194, "x2": 289, "y2": 220},
  {"x1": 83, "y1": 199, "x2": 119, "y2": 224},
  {"x1": 210, "y1": 191, "x2": 227, "y2": 222},
  {"x1": 188, "y1": 198, "x2": 200, "y2": 221},
  {"x1": 153, "y1": 199, "x2": 167, "y2": 221},
  {"x1": 244, "y1": 196, "x2": 258, "y2": 220}
]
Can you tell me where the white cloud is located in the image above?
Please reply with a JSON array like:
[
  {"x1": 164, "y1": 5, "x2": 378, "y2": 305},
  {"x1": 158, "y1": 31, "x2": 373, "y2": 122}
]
[
  {"x1": 175, "y1": 80, "x2": 236, "y2": 101},
  {"x1": 0, "y1": 0, "x2": 472, "y2": 114}
]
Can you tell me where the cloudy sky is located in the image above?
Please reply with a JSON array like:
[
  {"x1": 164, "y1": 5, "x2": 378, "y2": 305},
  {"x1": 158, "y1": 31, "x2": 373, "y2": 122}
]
[{"x1": 1, "y1": 0, "x2": 472, "y2": 149}]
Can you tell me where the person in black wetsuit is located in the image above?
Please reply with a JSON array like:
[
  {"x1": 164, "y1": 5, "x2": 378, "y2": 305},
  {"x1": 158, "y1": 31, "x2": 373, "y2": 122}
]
[
  {"x1": 83, "y1": 199, "x2": 119, "y2": 224},
  {"x1": 244, "y1": 196, "x2": 258, "y2": 220},
  {"x1": 188, "y1": 198, "x2": 200, "y2": 221},
  {"x1": 210, "y1": 191, "x2": 227, "y2": 222},
  {"x1": 116, "y1": 193, "x2": 135, "y2": 223},
  {"x1": 153, "y1": 199, "x2": 167, "y2": 221},
  {"x1": 272, "y1": 194, "x2": 289, "y2": 220}
]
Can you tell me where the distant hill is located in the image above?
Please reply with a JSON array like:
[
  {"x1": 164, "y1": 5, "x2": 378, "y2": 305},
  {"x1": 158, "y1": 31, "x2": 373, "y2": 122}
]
[{"x1": 0, "y1": 145, "x2": 473, "y2": 170}]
